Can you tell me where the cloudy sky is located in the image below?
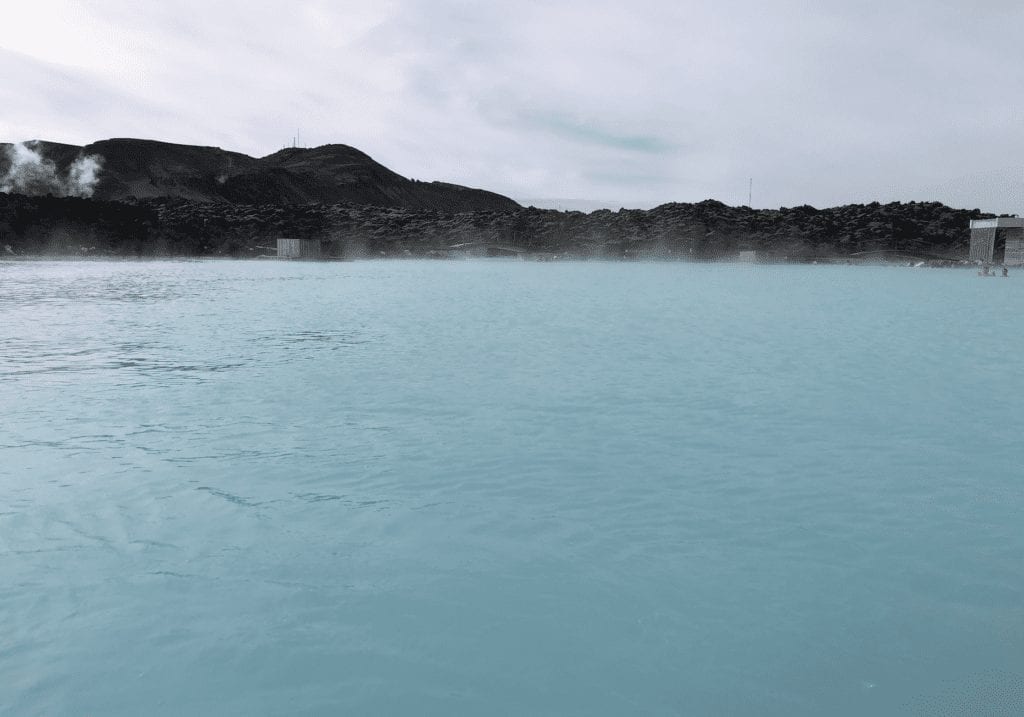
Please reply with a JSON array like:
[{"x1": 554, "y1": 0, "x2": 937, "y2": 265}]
[{"x1": 3, "y1": 0, "x2": 1023, "y2": 211}]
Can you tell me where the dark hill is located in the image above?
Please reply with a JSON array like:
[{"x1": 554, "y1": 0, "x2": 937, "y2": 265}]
[{"x1": 0, "y1": 138, "x2": 519, "y2": 211}]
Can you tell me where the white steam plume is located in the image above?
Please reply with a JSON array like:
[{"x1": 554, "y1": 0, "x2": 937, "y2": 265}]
[
  {"x1": 67, "y1": 154, "x2": 103, "y2": 197},
  {"x1": 0, "y1": 143, "x2": 60, "y2": 195},
  {"x1": 0, "y1": 142, "x2": 104, "y2": 198}
]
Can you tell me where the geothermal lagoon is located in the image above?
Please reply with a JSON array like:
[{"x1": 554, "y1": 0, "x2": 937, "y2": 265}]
[{"x1": 1, "y1": 259, "x2": 1021, "y2": 715}]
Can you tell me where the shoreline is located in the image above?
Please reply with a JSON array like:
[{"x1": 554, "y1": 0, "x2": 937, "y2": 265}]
[
  {"x1": 0, "y1": 253, "x2": 979, "y2": 269},
  {"x1": 1, "y1": 193, "x2": 983, "y2": 265}
]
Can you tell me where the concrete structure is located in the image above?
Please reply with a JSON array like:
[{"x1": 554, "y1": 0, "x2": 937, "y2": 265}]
[
  {"x1": 738, "y1": 250, "x2": 760, "y2": 263},
  {"x1": 276, "y1": 237, "x2": 331, "y2": 260},
  {"x1": 969, "y1": 218, "x2": 1024, "y2": 265}
]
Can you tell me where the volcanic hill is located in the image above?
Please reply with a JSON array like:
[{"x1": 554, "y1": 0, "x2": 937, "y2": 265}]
[{"x1": 0, "y1": 138, "x2": 519, "y2": 212}]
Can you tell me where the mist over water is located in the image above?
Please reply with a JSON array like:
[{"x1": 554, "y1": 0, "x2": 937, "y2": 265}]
[{"x1": 1, "y1": 260, "x2": 1022, "y2": 715}]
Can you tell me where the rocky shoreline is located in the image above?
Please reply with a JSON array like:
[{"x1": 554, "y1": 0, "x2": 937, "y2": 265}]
[{"x1": 0, "y1": 192, "x2": 991, "y2": 262}]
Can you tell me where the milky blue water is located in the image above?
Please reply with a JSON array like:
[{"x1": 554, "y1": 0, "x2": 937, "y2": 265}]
[{"x1": 1, "y1": 259, "x2": 1021, "y2": 716}]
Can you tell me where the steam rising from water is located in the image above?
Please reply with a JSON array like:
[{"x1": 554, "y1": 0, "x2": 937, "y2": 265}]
[{"x1": 1, "y1": 142, "x2": 104, "y2": 198}]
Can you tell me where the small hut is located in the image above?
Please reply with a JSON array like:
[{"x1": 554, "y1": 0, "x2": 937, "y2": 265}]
[
  {"x1": 738, "y1": 250, "x2": 760, "y2": 263},
  {"x1": 277, "y1": 238, "x2": 322, "y2": 259},
  {"x1": 969, "y1": 218, "x2": 1024, "y2": 265}
]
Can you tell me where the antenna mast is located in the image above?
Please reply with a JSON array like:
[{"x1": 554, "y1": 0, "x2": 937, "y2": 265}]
[{"x1": 748, "y1": 178, "x2": 752, "y2": 207}]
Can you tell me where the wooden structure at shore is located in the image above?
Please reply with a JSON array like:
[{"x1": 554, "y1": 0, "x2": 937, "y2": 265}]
[
  {"x1": 276, "y1": 238, "x2": 344, "y2": 260},
  {"x1": 969, "y1": 218, "x2": 1024, "y2": 265}
]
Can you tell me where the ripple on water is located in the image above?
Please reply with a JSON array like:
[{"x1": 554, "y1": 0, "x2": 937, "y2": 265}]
[{"x1": 1, "y1": 260, "x2": 1022, "y2": 716}]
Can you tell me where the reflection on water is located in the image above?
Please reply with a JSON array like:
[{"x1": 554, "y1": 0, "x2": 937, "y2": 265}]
[{"x1": 1, "y1": 259, "x2": 1023, "y2": 716}]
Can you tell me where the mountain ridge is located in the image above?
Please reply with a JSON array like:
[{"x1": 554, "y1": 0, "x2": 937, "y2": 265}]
[{"x1": 0, "y1": 138, "x2": 520, "y2": 212}]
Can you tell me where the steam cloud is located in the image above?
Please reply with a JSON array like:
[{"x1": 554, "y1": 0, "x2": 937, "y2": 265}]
[{"x1": 0, "y1": 142, "x2": 104, "y2": 198}]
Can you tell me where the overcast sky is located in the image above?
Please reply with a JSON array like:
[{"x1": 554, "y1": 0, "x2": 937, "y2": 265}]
[{"x1": 3, "y1": 0, "x2": 1023, "y2": 211}]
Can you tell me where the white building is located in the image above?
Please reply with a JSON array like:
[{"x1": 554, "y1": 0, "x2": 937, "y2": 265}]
[{"x1": 969, "y1": 218, "x2": 1024, "y2": 265}]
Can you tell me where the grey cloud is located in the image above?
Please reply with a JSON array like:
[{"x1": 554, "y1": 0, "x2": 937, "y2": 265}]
[
  {"x1": 5, "y1": 1, "x2": 1024, "y2": 212},
  {"x1": 0, "y1": 48, "x2": 189, "y2": 145},
  {"x1": 512, "y1": 113, "x2": 676, "y2": 153}
]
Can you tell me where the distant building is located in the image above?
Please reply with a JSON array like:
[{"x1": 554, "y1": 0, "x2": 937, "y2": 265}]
[
  {"x1": 277, "y1": 238, "x2": 332, "y2": 260},
  {"x1": 738, "y1": 250, "x2": 760, "y2": 263},
  {"x1": 969, "y1": 218, "x2": 1024, "y2": 265}
]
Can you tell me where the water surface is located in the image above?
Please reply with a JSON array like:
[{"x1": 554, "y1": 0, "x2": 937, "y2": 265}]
[{"x1": 1, "y1": 260, "x2": 1022, "y2": 715}]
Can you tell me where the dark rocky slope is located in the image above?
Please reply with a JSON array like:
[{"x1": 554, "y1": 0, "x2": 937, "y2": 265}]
[
  {"x1": 0, "y1": 138, "x2": 519, "y2": 212},
  {"x1": 0, "y1": 192, "x2": 989, "y2": 261}
]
